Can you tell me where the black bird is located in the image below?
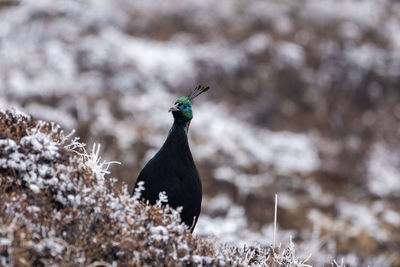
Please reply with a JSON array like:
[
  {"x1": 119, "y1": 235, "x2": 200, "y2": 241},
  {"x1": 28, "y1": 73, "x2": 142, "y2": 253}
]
[{"x1": 133, "y1": 85, "x2": 210, "y2": 232}]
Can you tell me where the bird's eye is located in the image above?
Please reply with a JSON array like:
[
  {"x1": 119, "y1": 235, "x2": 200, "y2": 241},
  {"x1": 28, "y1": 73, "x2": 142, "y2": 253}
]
[{"x1": 180, "y1": 104, "x2": 188, "y2": 110}]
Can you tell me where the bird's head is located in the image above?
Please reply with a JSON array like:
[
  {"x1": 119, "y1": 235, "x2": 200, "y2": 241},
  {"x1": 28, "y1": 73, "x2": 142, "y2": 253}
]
[
  {"x1": 169, "y1": 96, "x2": 193, "y2": 122},
  {"x1": 168, "y1": 85, "x2": 210, "y2": 130}
]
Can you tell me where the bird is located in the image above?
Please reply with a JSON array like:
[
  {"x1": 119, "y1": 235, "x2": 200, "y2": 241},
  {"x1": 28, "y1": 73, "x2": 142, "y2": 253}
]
[{"x1": 133, "y1": 85, "x2": 210, "y2": 232}]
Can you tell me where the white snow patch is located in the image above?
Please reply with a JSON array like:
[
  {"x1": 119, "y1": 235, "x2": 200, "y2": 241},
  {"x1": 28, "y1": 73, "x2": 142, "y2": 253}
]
[
  {"x1": 367, "y1": 142, "x2": 400, "y2": 196},
  {"x1": 275, "y1": 41, "x2": 305, "y2": 67},
  {"x1": 29, "y1": 184, "x2": 41, "y2": 194},
  {"x1": 150, "y1": 226, "x2": 169, "y2": 242},
  {"x1": 194, "y1": 104, "x2": 319, "y2": 174},
  {"x1": 244, "y1": 33, "x2": 270, "y2": 54},
  {"x1": 338, "y1": 201, "x2": 388, "y2": 241},
  {"x1": 383, "y1": 210, "x2": 400, "y2": 227},
  {"x1": 203, "y1": 194, "x2": 233, "y2": 214}
]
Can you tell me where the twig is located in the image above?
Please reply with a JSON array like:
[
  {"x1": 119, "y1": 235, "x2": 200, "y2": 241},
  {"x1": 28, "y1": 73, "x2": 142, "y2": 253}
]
[{"x1": 273, "y1": 194, "x2": 278, "y2": 247}]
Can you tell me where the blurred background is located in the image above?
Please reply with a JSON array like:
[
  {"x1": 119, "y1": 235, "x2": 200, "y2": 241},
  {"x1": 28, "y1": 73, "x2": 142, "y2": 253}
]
[{"x1": 1, "y1": 0, "x2": 400, "y2": 265}]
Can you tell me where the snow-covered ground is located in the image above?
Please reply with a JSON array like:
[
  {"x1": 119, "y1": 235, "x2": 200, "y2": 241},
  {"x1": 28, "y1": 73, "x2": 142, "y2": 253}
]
[{"x1": 1, "y1": 0, "x2": 400, "y2": 265}]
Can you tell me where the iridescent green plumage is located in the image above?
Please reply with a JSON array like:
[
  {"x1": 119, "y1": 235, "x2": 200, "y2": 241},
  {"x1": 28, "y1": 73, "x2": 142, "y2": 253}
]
[{"x1": 174, "y1": 97, "x2": 193, "y2": 121}]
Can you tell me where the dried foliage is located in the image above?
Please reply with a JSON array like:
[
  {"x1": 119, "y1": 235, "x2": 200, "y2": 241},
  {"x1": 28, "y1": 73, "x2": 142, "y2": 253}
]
[{"x1": 0, "y1": 110, "x2": 310, "y2": 266}]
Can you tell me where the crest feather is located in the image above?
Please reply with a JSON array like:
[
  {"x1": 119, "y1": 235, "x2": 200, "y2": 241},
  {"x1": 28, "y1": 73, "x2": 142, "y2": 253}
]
[{"x1": 188, "y1": 85, "x2": 210, "y2": 101}]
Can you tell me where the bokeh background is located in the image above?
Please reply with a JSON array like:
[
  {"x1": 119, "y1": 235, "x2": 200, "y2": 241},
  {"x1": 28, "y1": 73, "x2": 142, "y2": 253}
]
[{"x1": 1, "y1": 0, "x2": 400, "y2": 265}]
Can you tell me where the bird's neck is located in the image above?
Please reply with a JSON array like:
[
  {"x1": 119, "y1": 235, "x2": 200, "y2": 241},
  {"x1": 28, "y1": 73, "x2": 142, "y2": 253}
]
[
  {"x1": 156, "y1": 120, "x2": 193, "y2": 161},
  {"x1": 167, "y1": 121, "x2": 190, "y2": 144},
  {"x1": 169, "y1": 120, "x2": 190, "y2": 135}
]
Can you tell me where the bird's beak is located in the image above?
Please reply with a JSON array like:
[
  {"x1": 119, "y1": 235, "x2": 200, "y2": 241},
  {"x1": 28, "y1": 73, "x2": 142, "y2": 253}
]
[{"x1": 168, "y1": 104, "x2": 179, "y2": 112}]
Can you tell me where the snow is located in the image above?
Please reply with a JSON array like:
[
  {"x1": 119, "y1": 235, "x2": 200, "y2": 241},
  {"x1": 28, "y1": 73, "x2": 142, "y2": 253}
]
[
  {"x1": 29, "y1": 184, "x2": 40, "y2": 194},
  {"x1": 300, "y1": 0, "x2": 384, "y2": 26},
  {"x1": 383, "y1": 209, "x2": 400, "y2": 227},
  {"x1": 276, "y1": 41, "x2": 305, "y2": 68},
  {"x1": 25, "y1": 104, "x2": 77, "y2": 130},
  {"x1": 203, "y1": 194, "x2": 232, "y2": 213},
  {"x1": 214, "y1": 167, "x2": 273, "y2": 196},
  {"x1": 367, "y1": 142, "x2": 400, "y2": 196},
  {"x1": 194, "y1": 103, "x2": 320, "y2": 174},
  {"x1": 150, "y1": 226, "x2": 169, "y2": 242},
  {"x1": 0, "y1": 139, "x2": 17, "y2": 152},
  {"x1": 119, "y1": 34, "x2": 196, "y2": 86},
  {"x1": 338, "y1": 201, "x2": 388, "y2": 242},
  {"x1": 195, "y1": 204, "x2": 267, "y2": 246},
  {"x1": 31, "y1": 238, "x2": 66, "y2": 256},
  {"x1": 338, "y1": 22, "x2": 361, "y2": 40},
  {"x1": 345, "y1": 44, "x2": 385, "y2": 70},
  {"x1": 244, "y1": 33, "x2": 270, "y2": 54}
]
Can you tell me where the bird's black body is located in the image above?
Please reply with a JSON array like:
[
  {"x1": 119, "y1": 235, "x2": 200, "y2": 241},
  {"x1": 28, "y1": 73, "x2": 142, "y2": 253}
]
[{"x1": 133, "y1": 85, "x2": 209, "y2": 232}]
